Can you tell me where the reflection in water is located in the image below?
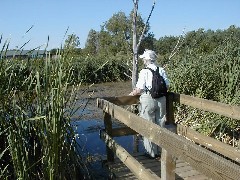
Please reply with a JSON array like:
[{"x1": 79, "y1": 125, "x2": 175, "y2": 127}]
[{"x1": 71, "y1": 119, "x2": 144, "y2": 179}]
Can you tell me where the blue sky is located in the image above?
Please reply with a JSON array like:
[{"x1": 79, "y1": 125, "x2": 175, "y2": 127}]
[{"x1": 1, "y1": 0, "x2": 239, "y2": 50}]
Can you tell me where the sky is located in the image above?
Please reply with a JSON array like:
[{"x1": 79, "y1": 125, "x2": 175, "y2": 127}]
[{"x1": 1, "y1": 0, "x2": 240, "y2": 50}]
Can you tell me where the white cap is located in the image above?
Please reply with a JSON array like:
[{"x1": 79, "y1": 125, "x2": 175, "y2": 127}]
[{"x1": 139, "y1": 49, "x2": 157, "y2": 61}]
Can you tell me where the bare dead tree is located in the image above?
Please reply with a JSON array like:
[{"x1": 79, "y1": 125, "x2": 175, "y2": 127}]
[
  {"x1": 131, "y1": 0, "x2": 156, "y2": 89},
  {"x1": 163, "y1": 28, "x2": 186, "y2": 69},
  {"x1": 168, "y1": 28, "x2": 186, "y2": 60},
  {"x1": 131, "y1": 0, "x2": 138, "y2": 88}
]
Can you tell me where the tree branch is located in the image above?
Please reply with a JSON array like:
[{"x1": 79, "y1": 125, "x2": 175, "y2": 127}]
[
  {"x1": 168, "y1": 28, "x2": 185, "y2": 60},
  {"x1": 137, "y1": 0, "x2": 156, "y2": 49}
]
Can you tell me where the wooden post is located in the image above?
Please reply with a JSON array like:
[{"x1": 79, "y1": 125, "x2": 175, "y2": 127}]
[
  {"x1": 161, "y1": 92, "x2": 176, "y2": 180},
  {"x1": 166, "y1": 92, "x2": 175, "y2": 125},
  {"x1": 133, "y1": 135, "x2": 139, "y2": 153},
  {"x1": 131, "y1": 104, "x2": 139, "y2": 153},
  {"x1": 104, "y1": 111, "x2": 114, "y2": 162}
]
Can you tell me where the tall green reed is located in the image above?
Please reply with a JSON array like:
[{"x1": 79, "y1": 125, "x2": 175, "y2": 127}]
[
  {"x1": 0, "y1": 55, "x2": 89, "y2": 179},
  {"x1": 167, "y1": 36, "x2": 240, "y2": 147}
]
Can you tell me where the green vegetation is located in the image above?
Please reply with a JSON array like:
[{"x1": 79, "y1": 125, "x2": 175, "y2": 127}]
[
  {"x1": 166, "y1": 26, "x2": 240, "y2": 145},
  {"x1": 0, "y1": 56, "x2": 90, "y2": 179}
]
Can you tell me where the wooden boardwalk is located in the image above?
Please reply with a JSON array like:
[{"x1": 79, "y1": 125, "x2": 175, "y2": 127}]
[
  {"x1": 98, "y1": 95, "x2": 240, "y2": 180},
  {"x1": 105, "y1": 153, "x2": 210, "y2": 179}
]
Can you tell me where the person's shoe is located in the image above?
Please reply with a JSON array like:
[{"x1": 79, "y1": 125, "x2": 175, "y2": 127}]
[
  {"x1": 144, "y1": 152, "x2": 155, "y2": 159},
  {"x1": 155, "y1": 154, "x2": 161, "y2": 161}
]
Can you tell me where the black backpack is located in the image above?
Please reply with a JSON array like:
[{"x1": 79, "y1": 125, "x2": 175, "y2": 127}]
[{"x1": 146, "y1": 67, "x2": 167, "y2": 98}]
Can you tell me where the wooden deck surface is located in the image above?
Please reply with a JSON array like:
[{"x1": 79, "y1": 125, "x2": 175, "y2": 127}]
[{"x1": 105, "y1": 153, "x2": 210, "y2": 180}]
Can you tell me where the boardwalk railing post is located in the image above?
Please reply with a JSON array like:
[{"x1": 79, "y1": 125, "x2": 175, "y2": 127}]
[
  {"x1": 166, "y1": 92, "x2": 175, "y2": 125},
  {"x1": 103, "y1": 111, "x2": 114, "y2": 162},
  {"x1": 161, "y1": 92, "x2": 176, "y2": 180},
  {"x1": 131, "y1": 104, "x2": 140, "y2": 153}
]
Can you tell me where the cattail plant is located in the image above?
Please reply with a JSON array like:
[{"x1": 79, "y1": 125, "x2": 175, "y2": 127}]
[{"x1": 0, "y1": 52, "x2": 89, "y2": 179}]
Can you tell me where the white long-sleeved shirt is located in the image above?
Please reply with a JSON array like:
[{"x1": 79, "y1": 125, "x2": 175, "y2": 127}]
[{"x1": 136, "y1": 63, "x2": 170, "y2": 92}]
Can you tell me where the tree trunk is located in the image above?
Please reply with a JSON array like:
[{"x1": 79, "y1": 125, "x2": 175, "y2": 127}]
[
  {"x1": 132, "y1": 0, "x2": 155, "y2": 89},
  {"x1": 132, "y1": 0, "x2": 139, "y2": 89}
]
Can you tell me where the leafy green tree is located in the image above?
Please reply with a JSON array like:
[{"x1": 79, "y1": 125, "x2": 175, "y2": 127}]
[
  {"x1": 154, "y1": 36, "x2": 178, "y2": 55},
  {"x1": 85, "y1": 29, "x2": 98, "y2": 55},
  {"x1": 104, "y1": 11, "x2": 131, "y2": 55},
  {"x1": 84, "y1": 11, "x2": 153, "y2": 58},
  {"x1": 64, "y1": 33, "x2": 81, "y2": 56},
  {"x1": 84, "y1": 7, "x2": 156, "y2": 88},
  {"x1": 97, "y1": 27, "x2": 113, "y2": 56}
]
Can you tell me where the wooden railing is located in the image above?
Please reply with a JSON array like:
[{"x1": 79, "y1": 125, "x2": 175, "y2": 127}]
[{"x1": 97, "y1": 93, "x2": 240, "y2": 180}]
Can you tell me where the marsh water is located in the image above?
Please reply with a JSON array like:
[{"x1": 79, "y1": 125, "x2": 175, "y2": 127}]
[
  {"x1": 72, "y1": 119, "x2": 144, "y2": 179},
  {"x1": 71, "y1": 81, "x2": 144, "y2": 179}
]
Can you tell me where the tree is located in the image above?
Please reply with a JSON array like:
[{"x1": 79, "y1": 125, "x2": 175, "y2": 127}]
[
  {"x1": 131, "y1": 0, "x2": 156, "y2": 88},
  {"x1": 64, "y1": 33, "x2": 81, "y2": 55},
  {"x1": 84, "y1": 10, "x2": 153, "y2": 58},
  {"x1": 155, "y1": 36, "x2": 179, "y2": 55},
  {"x1": 105, "y1": 11, "x2": 131, "y2": 55},
  {"x1": 83, "y1": 1, "x2": 156, "y2": 87},
  {"x1": 85, "y1": 29, "x2": 98, "y2": 54},
  {"x1": 97, "y1": 27, "x2": 113, "y2": 56}
]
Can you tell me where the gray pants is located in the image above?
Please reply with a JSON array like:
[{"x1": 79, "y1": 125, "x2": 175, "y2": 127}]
[{"x1": 139, "y1": 93, "x2": 166, "y2": 158}]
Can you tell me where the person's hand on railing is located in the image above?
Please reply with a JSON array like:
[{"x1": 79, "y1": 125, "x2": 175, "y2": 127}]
[{"x1": 129, "y1": 88, "x2": 141, "y2": 96}]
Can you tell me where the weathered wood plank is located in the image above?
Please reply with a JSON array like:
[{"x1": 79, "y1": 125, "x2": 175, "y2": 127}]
[
  {"x1": 100, "y1": 130, "x2": 161, "y2": 180},
  {"x1": 106, "y1": 153, "x2": 209, "y2": 180},
  {"x1": 111, "y1": 127, "x2": 138, "y2": 137},
  {"x1": 99, "y1": 95, "x2": 140, "y2": 106},
  {"x1": 177, "y1": 124, "x2": 240, "y2": 163},
  {"x1": 104, "y1": 111, "x2": 114, "y2": 162},
  {"x1": 173, "y1": 93, "x2": 240, "y2": 120},
  {"x1": 97, "y1": 98, "x2": 240, "y2": 180},
  {"x1": 166, "y1": 92, "x2": 175, "y2": 124},
  {"x1": 178, "y1": 169, "x2": 203, "y2": 179},
  {"x1": 161, "y1": 149, "x2": 176, "y2": 180}
]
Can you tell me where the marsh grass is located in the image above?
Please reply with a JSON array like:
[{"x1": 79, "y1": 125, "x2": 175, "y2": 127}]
[
  {"x1": 0, "y1": 53, "x2": 91, "y2": 179},
  {"x1": 167, "y1": 34, "x2": 240, "y2": 147},
  {"x1": 0, "y1": 33, "x2": 130, "y2": 179}
]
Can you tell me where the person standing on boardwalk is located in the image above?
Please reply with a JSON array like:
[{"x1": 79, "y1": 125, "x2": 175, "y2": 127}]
[{"x1": 129, "y1": 49, "x2": 170, "y2": 158}]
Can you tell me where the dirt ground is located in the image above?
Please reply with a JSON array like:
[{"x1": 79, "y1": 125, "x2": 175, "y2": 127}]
[
  {"x1": 72, "y1": 80, "x2": 133, "y2": 120},
  {"x1": 83, "y1": 80, "x2": 133, "y2": 98}
]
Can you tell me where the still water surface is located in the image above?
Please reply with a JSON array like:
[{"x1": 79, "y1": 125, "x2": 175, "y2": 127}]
[{"x1": 71, "y1": 119, "x2": 144, "y2": 179}]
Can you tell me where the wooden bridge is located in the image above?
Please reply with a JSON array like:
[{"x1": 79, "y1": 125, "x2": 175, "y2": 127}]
[{"x1": 97, "y1": 92, "x2": 240, "y2": 180}]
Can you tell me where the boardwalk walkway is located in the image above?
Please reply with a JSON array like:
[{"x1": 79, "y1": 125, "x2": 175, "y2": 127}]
[
  {"x1": 98, "y1": 95, "x2": 240, "y2": 180},
  {"x1": 105, "y1": 153, "x2": 210, "y2": 180}
]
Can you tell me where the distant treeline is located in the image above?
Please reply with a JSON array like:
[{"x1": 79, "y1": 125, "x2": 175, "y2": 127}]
[{"x1": 50, "y1": 11, "x2": 240, "y2": 63}]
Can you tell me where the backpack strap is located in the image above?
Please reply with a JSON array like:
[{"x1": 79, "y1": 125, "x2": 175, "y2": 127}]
[
  {"x1": 144, "y1": 67, "x2": 159, "y2": 93},
  {"x1": 145, "y1": 67, "x2": 159, "y2": 73}
]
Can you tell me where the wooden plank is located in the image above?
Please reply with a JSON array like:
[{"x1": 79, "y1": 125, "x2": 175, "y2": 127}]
[
  {"x1": 111, "y1": 127, "x2": 138, "y2": 137},
  {"x1": 99, "y1": 95, "x2": 140, "y2": 106},
  {"x1": 175, "y1": 161, "x2": 209, "y2": 180},
  {"x1": 175, "y1": 165, "x2": 193, "y2": 173},
  {"x1": 178, "y1": 169, "x2": 203, "y2": 178},
  {"x1": 106, "y1": 153, "x2": 209, "y2": 180},
  {"x1": 161, "y1": 149, "x2": 176, "y2": 180},
  {"x1": 177, "y1": 124, "x2": 240, "y2": 163},
  {"x1": 106, "y1": 161, "x2": 137, "y2": 180},
  {"x1": 100, "y1": 130, "x2": 161, "y2": 180},
  {"x1": 104, "y1": 111, "x2": 114, "y2": 162},
  {"x1": 97, "y1": 98, "x2": 240, "y2": 180},
  {"x1": 166, "y1": 92, "x2": 175, "y2": 124},
  {"x1": 172, "y1": 93, "x2": 240, "y2": 121}
]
